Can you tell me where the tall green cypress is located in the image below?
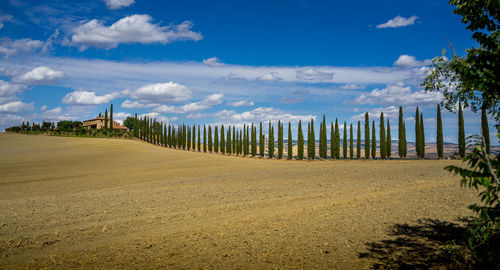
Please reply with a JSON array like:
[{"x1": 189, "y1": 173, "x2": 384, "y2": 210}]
[
  {"x1": 246, "y1": 125, "x2": 250, "y2": 155},
  {"x1": 278, "y1": 121, "x2": 283, "y2": 159},
  {"x1": 437, "y1": 104, "x2": 444, "y2": 158},
  {"x1": 357, "y1": 121, "x2": 361, "y2": 159},
  {"x1": 161, "y1": 122, "x2": 164, "y2": 146},
  {"x1": 288, "y1": 122, "x2": 292, "y2": 159},
  {"x1": 307, "y1": 122, "x2": 311, "y2": 159},
  {"x1": 402, "y1": 122, "x2": 407, "y2": 158},
  {"x1": 227, "y1": 127, "x2": 231, "y2": 155},
  {"x1": 335, "y1": 119, "x2": 340, "y2": 159},
  {"x1": 319, "y1": 121, "x2": 323, "y2": 158},
  {"x1": 386, "y1": 119, "x2": 391, "y2": 159},
  {"x1": 233, "y1": 126, "x2": 236, "y2": 154},
  {"x1": 309, "y1": 119, "x2": 315, "y2": 159},
  {"x1": 481, "y1": 107, "x2": 490, "y2": 155},
  {"x1": 239, "y1": 130, "x2": 243, "y2": 155},
  {"x1": 380, "y1": 113, "x2": 386, "y2": 159},
  {"x1": 349, "y1": 123, "x2": 354, "y2": 159},
  {"x1": 187, "y1": 126, "x2": 191, "y2": 150},
  {"x1": 343, "y1": 122, "x2": 347, "y2": 159},
  {"x1": 203, "y1": 125, "x2": 207, "y2": 152},
  {"x1": 167, "y1": 124, "x2": 171, "y2": 147},
  {"x1": 214, "y1": 125, "x2": 219, "y2": 153},
  {"x1": 259, "y1": 122, "x2": 264, "y2": 157},
  {"x1": 268, "y1": 122, "x2": 274, "y2": 158},
  {"x1": 183, "y1": 125, "x2": 187, "y2": 149},
  {"x1": 415, "y1": 107, "x2": 420, "y2": 158},
  {"x1": 251, "y1": 123, "x2": 257, "y2": 156},
  {"x1": 104, "y1": 108, "x2": 108, "y2": 131},
  {"x1": 110, "y1": 104, "x2": 113, "y2": 131},
  {"x1": 298, "y1": 120, "x2": 304, "y2": 160},
  {"x1": 371, "y1": 120, "x2": 376, "y2": 159},
  {"x1": 243, "y1": 124, "x2": 247, "y2": 155},
  {"x1": 330, "y1": 122, "x2": 335, "y2": 159},
  {"x1": 364, "y1": 113, "x2": 370, "y2": 159},
  {"x1": 220, "y1": 125, "x2": 225, "y2": 154},
  {"x1": 208, "y1": 125, "x2": 212, "y2": 152},
  {"x1": 235, "y1": 130, "x2": 239, "y2": 155},
  {"x1": 420, "y1": 113, "x2": 425, "y2": 159},
  {"x1": 198, "y1": 125, "x2": 201, "y2": 151},
  {"x1": 134, "y1": 113, "x2": 138, "y2": 137},
  {"x1": 192, "y1": 125, "x2": 196, "y2": 150},
  {"x1": 398, "y1": 107, "x2": 404, "y2": 158}
]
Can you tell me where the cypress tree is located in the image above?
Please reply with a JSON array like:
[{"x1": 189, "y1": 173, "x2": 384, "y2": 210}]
[
  {"x1": 227, "y1": 127, "x2": 231, "y2": 155},
  {"x1": 357, "y1": 121, "x2": 361, "y2": 159},
  {"x1": 236, "y1": 130, "x2": 239, "y2": 155},
  {"x1": 214, "y1": 125, "x2": 219, "y2": 153},
  {"x1": 343, "y1": 122, "x2": 347, "y2": 159},
  {"x1": 437, "y1": 104, "x2": 444, "y2": 158},
  {"x1": 364, "y1": 113, "x2": 370, "y2": 159},
  {"x1": 288, "y1": 122, "x2": 293, "y2": 159},
  {"x1": 192, "y1": 125, "x2": 196, "y2": 150},
  {"x1": 386, "y1": 119, "x2": 391, "y2": 159},
  {"x1": 307, "y1": 122, "x2": 311, "y2": 159},
  {"x1": 167, "y1": 124, "x2": 171, "y2": 147},
  {"x1": 268, "y1": 122, "x2": 274, "y2": 158},
  {"x1": 172, "y1": 125, "x2": 176, "y2": 147},
  {"x1": 415, "y1": 107, "x2": 420, "y2": 158},
  {"x1": 243, "y1": 124, "x2": 247, "y2": 155},
  {"x1": 220, "y1": 125, "x2": 225, "y2": 154},
  {"x1": 208, "y1": 125, "x2": 212, "y2": 152},
  {"x1": 380, "y1": 113, "x2": 386, "y2": 159},
  {"x1": 251, "y1": 123, "x2": 257, "y2": 156},
  {"x1": 104, "y1": 108, "x2": 108, "y2": 131},
  {"x1": 278, "y1": 121, "x2": 283, "y2": 159},
  {"x1": 198, "y1": 125, "x2": 201, "y2": 151},
  {"x1": 203, "y1": 125, "x2": 207, "y2": 152},
  {"x1": 402, "y1": 122, "x2": 407, "y2": 158},
  {"x1": 239, "y1": 130, "x2": 243, "y2": 155},
  {"x1": 134, "y1": 113, "x2": 138, "y2": 137},
  {"x1": 420, "y1": 113, "x2": 425, "y2": 159},
  {"x1": 335, "y1": 119, "x2": 340, "y2": 159},
  {"x1": 398, "y1": 106, "x2": 404, "y2": 158},
  {"x1": 330, "y1": 122, "x2": 335, "y2": 159},
  {"x1": 371, "y1": 120, "x2": 376, "y2": 159},
  {"x1": 308, "y1": 119, "x2": 316, "y2": 160},
  {"x1": 319, "y1": 121, "x2": 323, "y2": 158},
  {"x1": 349, "y1": 123, "x2": 354, "y2": 159},
  {"x1": 233, "y1": 126, "x2": 236, "y2": 154},
  {"x1": 246, "y1": 125, "x2": 250, "y2": 156},
  {"x1": 323, "y1": 115, "x2": 327, "y2": 158},
  {"x1": 161, "y1": 122, "x2": 164, "y2": 146},
  {"x1": 298, "y1": 120, "x2": 304, "y2": 160},
  {"x1": 481, "y1": 107, "x2": 490, "y2": 154},
  {"x1": 259, "y1": 122, "x2": 264, "y2": 157},
  {"x1": 110, "y1": 104, "x2": 113, "y2": 131},
  {"x1": 187, "y1": 126, "x2": 191, "y2": 150}
]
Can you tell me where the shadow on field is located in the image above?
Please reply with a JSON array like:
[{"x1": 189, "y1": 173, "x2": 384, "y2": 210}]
[{"x1": 359, "y1": 218, "x2": 471, "y2": 269}]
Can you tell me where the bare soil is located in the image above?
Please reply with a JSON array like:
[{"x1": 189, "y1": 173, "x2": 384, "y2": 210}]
[{"x1": 0, "y1": 133, "x2": 477, "y2": 269}]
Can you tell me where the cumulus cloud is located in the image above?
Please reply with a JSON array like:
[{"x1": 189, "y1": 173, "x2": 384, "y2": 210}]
[
  {"x1": 0, "y1": 80, "x2": 27, "y2": 98},
  {"x1": 296, "y1": 69, "x2": 334, "y2": 81},
  {"x1": 154, "y1": 93, "x2": 223, "y2": 114},
  {"x1": 354, "y1": 83, "x2": 443, "y2": 106},
  {"x1": 13, "y1": 66, "x2": 63, "y2": 84},
  {"x1": 393, "y1": 55, "x2": 432, "y2": 68},
  {"x1": 112, "y1": 112, "x2": 130, "y2": 124},
  {"x1": 103, "y1": 0, "x2": 135, "y2": 9},
  {"x1": 139, "y1": 112, "x2": 178, "y2": 123},
  {"x1": 214, "y1": 107, "x2": 315, "y2": 125},
  {"x1": 350, "y1": 105, "x2": 400, "y2": 121},
  {"x1": 0, "y1": 101, "x2": 34, "y2": 113},
  {"x1": 131, "y1": 82, "x2": 191, "y2": 104},
  {"x1": 340, "y1": 84, "x2": 365, "y2": 90},
  {"x1": 376, "y1": 15, "x2": 418, "y2": 29},
  {"x1": 62, "y1": 90, "x2": 120, "y2": 105},
  {"x1": 71, "y1": 15, "x2": 202, "y2": 50},
  {"x1": 0, "y1": 14, "x2": 13, "y2": 30},
  {"x1": 258, "y1": 72, "x2": 282, "y2": 81},
  {"x1": 203, "y1": 57, "x2": 224, "y2": 66},
  {"x1": 228, "y1": 100, "x2": 254, "y2": 107},
  {"x1": 121, "y1": 99, "x2": 151, "y2": 108},
  {"x1": 0, "y1": 38, "x2": 44, "y2": 58}
]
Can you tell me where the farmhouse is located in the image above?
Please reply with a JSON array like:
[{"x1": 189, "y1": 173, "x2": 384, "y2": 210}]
[{"x1": 83, "y1": 117, "x2": 129, "y2": 131}]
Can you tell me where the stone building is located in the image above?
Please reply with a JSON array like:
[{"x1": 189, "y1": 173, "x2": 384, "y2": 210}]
[{"x1": 83, "y1": 117, "x2": 129, "y2": 131}]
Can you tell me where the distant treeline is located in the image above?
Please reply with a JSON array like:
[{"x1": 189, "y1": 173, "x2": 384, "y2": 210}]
[{"x1": 130, "y1": 103, "x2": 491, "y2": 160}]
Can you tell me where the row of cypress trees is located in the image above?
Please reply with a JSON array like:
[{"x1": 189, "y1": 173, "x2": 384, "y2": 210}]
[{"x1": 131, "y1": 103, "x2": 486, "y2": 160}]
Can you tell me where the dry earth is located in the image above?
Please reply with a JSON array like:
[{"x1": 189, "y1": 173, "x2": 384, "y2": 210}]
[{"x1": 0, "y1": 133, "x2": 477, "y2": 269}]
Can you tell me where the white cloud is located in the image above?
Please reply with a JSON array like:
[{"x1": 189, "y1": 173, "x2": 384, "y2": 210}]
[
  {"x1": 350, "y1": 105, "x2": 400, "y2": 122},
  {"x1": 0, "y1": 101, "x2": 34, "y2": 113},
  {"x1": 62, "y1": 90, "x2": 120, "y2": 105},
  {"x1": 340, "y1": 84, "x2": 365, "y2": 90},
  {"x1": 393, "y1": 55, "x2": 432, "y2": 68},
  {"x1": 376, "y1": 15, "x2": 418, "y2": 29},
  {"x1": 112, "y1": 112, "x2": 130, "y2": 124},
  {"x1": 132, "y1": 82, "x2": 191, "y2": 104},
  {"x1": 40, "y1": 105, "x2": 47, "y2": 111},
  {"x1": 154, "y1": 93, "x2": 223, "y2": 114},
  {"x1": 0, "y1": 14, "x2": 13, "y2": 30},
  {"x1": 0, "y1": 80, "x2": 27, "y2": 99},
  {"x1": 139, "y1": 112, "x2": 177, "y2": 123},
  {"x1": 203, "y1": 57, "x2": 224, "y2": 66},
  {"x1": 121, "y1": 99, "x2": 151, "y2": 108},
  {"x1": 103, "y1": 0, "x2": 135, "y2": 9},
  {"x1": 0, "y1": 113, "x2": 25, "y2": 130},
  {"x1": 13, "y1": 66, "x2": 63, "y2": 84},
  {"x1": 354, "y1": 83, "x2": 443, "y2": 106},
  {"x1": 214, "y1": 107, "x2": 315, "y2": 125},
  {"x1": 296, "y1": 69, "x2": 334, "y2": 81},
  {"x1": 0, "y1": 38, "x2": 44, "y2": 58},
  {"x1": 258, "y1": 72, "x2": 282, "y2": 81},
  {"x1": 228, "y1": 100, "x2": 254, "y2": 107},
  {"x1": 71, "y1": 15, "x2": 202, "y2": 50}
]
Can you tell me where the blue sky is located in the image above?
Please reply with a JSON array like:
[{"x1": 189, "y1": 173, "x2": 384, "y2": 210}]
[{"x1": 0, "y1": 0, "x2": 496, "y2": 144}]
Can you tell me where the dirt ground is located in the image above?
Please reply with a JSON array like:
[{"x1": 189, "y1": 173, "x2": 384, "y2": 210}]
[{"x1": 0, "y1": 133, "x2": 477, "y2": 269}]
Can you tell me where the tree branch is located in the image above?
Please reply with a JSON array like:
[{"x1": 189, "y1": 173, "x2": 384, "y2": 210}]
[{"x1": 446, "y1": 38, "x2": 458, "y2": 57}]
